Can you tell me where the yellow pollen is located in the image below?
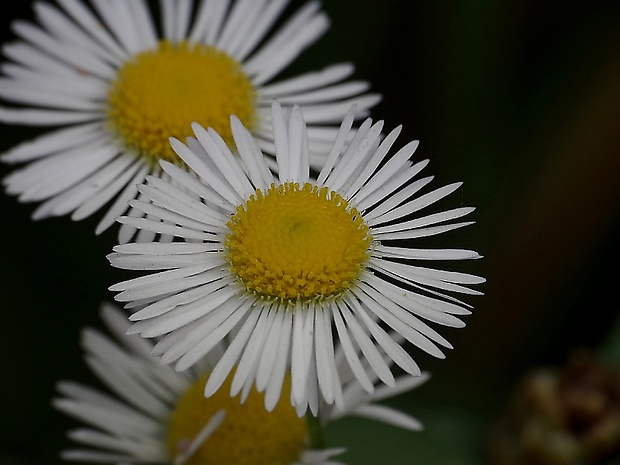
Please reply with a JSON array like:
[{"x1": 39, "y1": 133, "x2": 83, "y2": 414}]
[
  {"x1": 167, "y1": 374, "x2": 307, "y2": 465},
  {"x1": 225, "y1": 182, "x2": 372, "y2": 302},
  {"x1": 107, "y1": 40, "x2": 256, "y2": 164}
]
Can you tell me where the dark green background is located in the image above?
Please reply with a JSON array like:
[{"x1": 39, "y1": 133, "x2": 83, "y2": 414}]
[{"x1": 1, "y1": 1, "x2": 620, "y2": 464}]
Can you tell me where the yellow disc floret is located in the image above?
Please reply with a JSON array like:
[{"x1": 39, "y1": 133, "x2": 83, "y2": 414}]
[
  {"x1": 167, "y1": 374, "x2": 307, "y2": 465},
  {"x1": 107, "y1": 40, "x2": 256, "y2": 164},
  {"x1": 225, "y1": 182, "x2": 372, "y2": 302}
]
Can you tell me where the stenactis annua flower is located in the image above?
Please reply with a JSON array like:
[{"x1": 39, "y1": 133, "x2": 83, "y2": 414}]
[
  {"x1": 53, "y1": 302, "x2": 427, "y2": 465},
  {"x1": 0, "y1": 0, "x2": 379, "y2": 242},
  {"x1": 107, "y1": 101, "x2": 484, "y2": 413}
]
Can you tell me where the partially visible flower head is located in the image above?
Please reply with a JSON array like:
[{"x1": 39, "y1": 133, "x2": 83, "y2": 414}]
[
  {"x1": 0, "y1": 0, "x2": 379, "y2": 242},
  {"x1": 107, "y1": 101, "x2": 484, "y2": 414},
  {"x1": 53, "y1": 302, "x2": 426, "y2": 465}
]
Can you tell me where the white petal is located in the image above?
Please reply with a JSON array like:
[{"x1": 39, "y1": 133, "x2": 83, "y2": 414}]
[
  {"x1": 58, "y1": 0, "x2": 128, "y2": 61},
  {"x1": 348, "y1": 296, "x2": 421, "y2": 377},
  {"x1": 0, "y1": 106, "x2": 100, "y2": 125},
  {"x1": 174, "y1": 298, "x2": 253, "y2": 371},
  {"x1": 260, "y1": 63, "x2": 354, "y2": 98},
  {"x1": 204, "y1": 307, "x2": 261, "y2": 398},
  {"x1": 264, "y1": 308, "x2": 292, "y2": 411},
  {"x1": 351, "y1": 404, "x2": 423, "y2": 431}
]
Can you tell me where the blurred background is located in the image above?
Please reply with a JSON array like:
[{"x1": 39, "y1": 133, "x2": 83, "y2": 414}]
[{"x1": 1, "y1": 1, "x2": 619, "y2": 464}]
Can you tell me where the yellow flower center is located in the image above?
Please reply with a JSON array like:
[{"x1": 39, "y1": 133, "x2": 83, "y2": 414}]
[
  {"x1": 225, "y1": 182, "x2": 372, "y2": 302},
  {"x1": 167, "y1": 374, "x2": 307, "y2": 465},
  {"x1": 107, "y1": 40, "x2": 256, "y2": 164}
]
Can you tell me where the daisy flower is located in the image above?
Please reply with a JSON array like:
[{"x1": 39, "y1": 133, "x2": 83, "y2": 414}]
[
  {"x1": 0, "y1": 0, "x2": 379, "y2": 243},
  {"x1": 53, "y1": 302, "x2": 427, "y2": 465},
  {"x1": 107, "y1": 101, "x2": 484, "y2": 413}
]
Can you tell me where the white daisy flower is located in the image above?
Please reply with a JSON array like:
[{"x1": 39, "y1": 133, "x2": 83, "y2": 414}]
[
  {"x1": 53, "y1": 302, "x2": 426, "y2": 465},
  {"x1": 0, "y1": 0, "x2": 379, "y2": 243},
  {"x1": 107, "y1": 101, "x2": 484, "y2": 414}
]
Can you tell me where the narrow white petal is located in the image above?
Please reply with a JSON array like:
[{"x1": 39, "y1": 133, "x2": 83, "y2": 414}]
[
  {"x1": 128, "y1": 279, "x2": 218, "y2": 321},
  {"x1": 343, "y1": 125, "x2": 402, "y2": 199},
  {"x1": 314, "y1": 309, "x2": 335, "y2": 404},
  {"x1": 256, "y1": 307, "x2": 285, "y2": 391},
  {"x1": 374, "y1": 244, "x2": 483, "y2": 261},
  {"x1": 371, "y1": 373, "x2": 431, "y2": 404},
  {"x1": 127, "y1": 0, "x2": 158, "y2": 51},
  {"x1": 296, "y1": 95, "x2": 381, "y2": 123},
  {"x1": 189, "y1": 0, "x2": 230, "y2": 44},
  {"x1": 35, "y1": 159, "x2": 132, "y2": 220},
  {"x1": 174, "y1": 410, "x2": 225, "y2": 465},
  {"x1": 128, "y1": 197, "x2": 220, "y2": 234},
  {"x1": 60, "y1": 450, "x2": 134, "y2": 463},
  {"x1": 216, "y1": 0, "x2": 264, "y2": 57},
  {"x1": 363, "y1": 273, "x2": 473, "y2": 327},
  {"x1": 356, "y1": 162, "x2": 430, "y2": 214},
  {"x1": 72, "y1": 159, "x2": 142, "y2": 221},
  {"x1": 233, "y1": 0, "x2": 288, "y2": 62},
  {"x1": 272, "y1": 81, "x2": 370, "y2": 105},
  {"x1": 245, "y1": 4, "x2": 329, "y2": 85},
  {"x1": 348, "y1": 296, "x2": 421, "y2": 377},
  {"x1": 259, "y1": 63, "x2": 355, "y2": 97},
  {"x1": 270, "y1": 101, "x2": 289, "y2": 182},
  {"x1": 230, "y1": 115, "x2": 274, "y2": 189},
  {"x1": 0, "y1": 122, "x2": 101, "y2": 163},
  {"x1": 316, "y1": 107, "x2": 358, "y2": 185},
  {"x1": 66, "y1": 428, "x2": 162, "y2": 459},
  {"x1": 323, "y1": 119, "x2": 380, "y2": 191},
  {"x1": 286, "y1": 105, "x2": 307, "y2": 181},
  {"x1": 339, "y1": 299, "x2": 395, "y2": 387},
  {"x1": 353, "y1": 284, "x2": 448, "y2": 357},
  {"x1": 99, "y1": 303, "x2": 156, "y2": 359},
  {"x1": 373, "y1": 221, "x2": 476, "y2": 241},
  {"x1": 116, "y1": 216, "x2": 214, "y2": 242},
  {"x1": 0, "y1": 106, "x2": 100, "y2": 125},
  {"x1": 12, "y1": 20, "x2": 115, "y2": 79},
  {"x1": 200, "y1": 124, "x2": 255, "y2": 197},
  {"x1": 96, "y1": 165, "x2": 150, "y2": 236},
  {"x1": 204, "y1": 307, "x2": 261, "y2": 397},
  {"x1": 33, "y1": 2, "x2": 120, "y2": 64},
  {"x1": 0, "y1": 81, "x2": 103, "y2": 111},
  {"x1": 230, "y1": 304, "x2": 274, "y2": 395},
  {"x1": 109, "y1": 263, "x2": 211, "y2": 292},
  {"x1": 264, "y1": 308, "x2": 292, "y2": 411},
  {"x1": 331, "y1": 303, "x2": 374, "y2": 393},
  {"x1": 169, "y1": 137, "x2": 240, "y2": 206},
  {"x1": 139, "y1": 285, "x2": 238, "y2": 338},
  {"x1": 1, "y1": 65, "x2": 106, "y2": 99},
  {"x1": 159, "y1": 160, "x2": 233, "y2": 213},
  {"x1": 372, "y1": 259, "x2": 485, "y2": 295},
  {"x1": 352, "y1": 141, "x2": 419, "y2": 206},
  {"x1": 291, "y1": 303, "x2": 311, "y2": 407},
  {"x1": 90, "y1": 0, "x2": 143, "y2": 55},
  {"x1": 2, "y1": 42, "x2": 77, "y2": 78},
  {"x1": 371, "y1": 183, "x2": 464, "y2": 227},
  {"x1": 173, "y1": 298, "x2": 252, "y2": 371},
  {"x1": 351, "y1": 404, "x2": 423, "y2": 431},
  {"x1": 58, "y1": 0, "x2": 128, "y2": 61}
]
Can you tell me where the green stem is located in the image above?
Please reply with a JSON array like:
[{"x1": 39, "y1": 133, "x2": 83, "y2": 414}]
[{"x1": 305, "y1": 412, "x2": 325, "y2": 449}]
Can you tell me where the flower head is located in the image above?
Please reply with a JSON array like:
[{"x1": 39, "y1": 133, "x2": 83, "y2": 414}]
[
  {"x1": 0, "y1": 0, "x2": 379, "y2": 242},
  {"x1": 53, "y1": 302, "x2": 426, "y2": 465},
  {"x1": 107, "y1": 101, "x2": 484, "y2": 413}
]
